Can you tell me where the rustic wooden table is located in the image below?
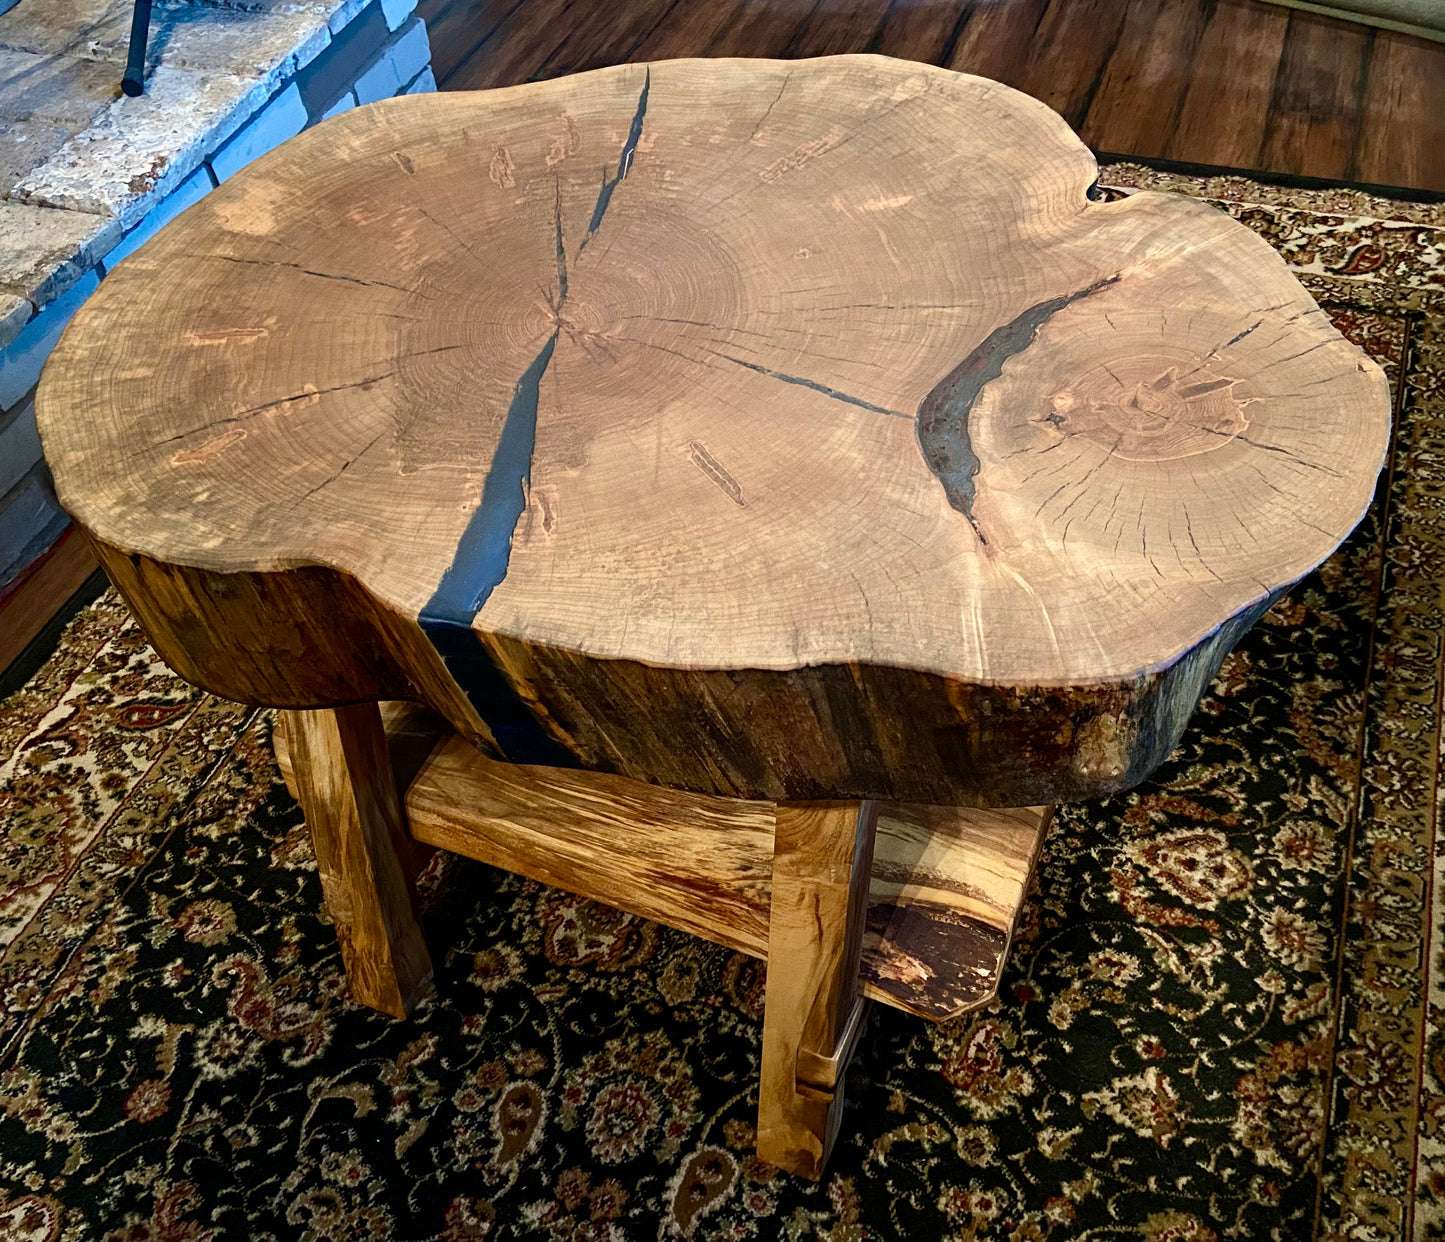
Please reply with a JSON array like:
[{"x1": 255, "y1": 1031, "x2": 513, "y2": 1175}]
[{"x1": 35, "y1": 55, "x2": 1389, "y2": 1178}]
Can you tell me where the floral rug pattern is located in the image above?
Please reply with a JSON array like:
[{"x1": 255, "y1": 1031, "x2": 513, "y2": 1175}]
[{"x1": 2, "y1": 167, "x2": 1444, "y2": 1241}]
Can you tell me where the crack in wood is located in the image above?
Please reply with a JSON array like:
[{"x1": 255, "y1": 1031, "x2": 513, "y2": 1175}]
[
  {"x1": 553, "y1": 177, "x2": 569, "y2": 303},
  {"x1": 300, "y1": 431, "x2": 386, "y2": 501},
  {"x1": 915, "y1": 274, "x2": 1121, "y2": 544},
  {"x1": 715, "y1": 352, "x2": 907, "y2": 418},
  {"x1": 415, "y1": 205, "x2": 491, "y2": 269},
  {"x1": 419, "y1": 329, "x2": 574, "y2": 766},
  {"x1": 1223, "y1": 319, "x2": 1262, "y2": 348},
  {"x1": 749, "y1": 71, "x2": 791, "y2": 141},
  {"x1": 158, "y1": 369, "x2": 403, "y2": 450},
  {"x1": 423, "y1": 332, "x2": 558, "y2": 626},
  {"x1": 412, "y1": 125, "x2": 640, "y2": 764},
  {"x1": 1191, "y1": 423, "x2": 1339, "y2": 474},
  {"x1": 579, "y1": 69, "x2": 651, "y2": 254},
  {"x1": 195, "y1": 254, "x2": 426, "y2": 297},
  {"x1": 1183, "y1": 507, "x2": 1225, "y2": 582}
]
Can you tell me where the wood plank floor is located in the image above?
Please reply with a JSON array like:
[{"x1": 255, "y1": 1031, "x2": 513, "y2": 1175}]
[{"x1": 416, "y1": 0, "x2": 1445, "y2": 195}]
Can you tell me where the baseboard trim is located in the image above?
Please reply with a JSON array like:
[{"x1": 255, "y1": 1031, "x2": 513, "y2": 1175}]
[
  {"x1": 1257, "y1": 0, "x2": 1445, "y2": 45},
  {"x1": 0, "y1": 526, "x2": 106, "y2": 699}
]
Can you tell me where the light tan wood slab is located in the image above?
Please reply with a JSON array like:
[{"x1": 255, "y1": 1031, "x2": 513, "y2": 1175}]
[
  {"x1": 406, "y1": 732, "x2": 777, "y2": 955},
  {"x1": 278, "y1": 704, "x2": 434, "y2": 1017},
  {"x1": 38, "y1": 55, "x2": 1391, "y2": 807},
  {"x1": 757, "y1": 800, "x2": 877, "y2": 1178}
]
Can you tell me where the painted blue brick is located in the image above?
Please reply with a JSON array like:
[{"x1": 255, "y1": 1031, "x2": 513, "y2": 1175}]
[
  {"x1": 209, "y1": 83, "x2": 308, "y2": 183},
  {"x1": 0, "y1": 269, "x2": 100, "y2": 413},
  {"x1": 320, "y1": 91, "x2": 358, "y2": 120},
  {"x1": 353, "y1": 52, "x2": 400, "y2": 104},
  {"x1": 297, "y1": 1, "x2": 390, "y2": 117},
  {"x1": 327, "y1": 0, "x2": 370, "y2": 35},
  {"x1": 404, "y1": 66, "x2": 437, "y2": 95},
  {"x1": 100, "y1": 166, "x2": 215, "y2": 274},
  {"x1": 381, "y1": 0, "x2": 416, "y2": 32},
  {"x1": 0, "y1": 393, "x2": 40, "y2": 501},
  {"x1": 355, "y1": 19, "x2": 430, "y2": 104},
  {"x1": 388, "y1": 20, "x2": 431, "y2": 90},
  {"x1": 0, "y1": 466, "x2": 67, "y2": 588}
]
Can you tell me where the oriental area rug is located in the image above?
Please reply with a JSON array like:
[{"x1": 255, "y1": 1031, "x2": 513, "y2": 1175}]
[{"x1": 2, "y1": 165, "x2": 1444, "y2": 1242}]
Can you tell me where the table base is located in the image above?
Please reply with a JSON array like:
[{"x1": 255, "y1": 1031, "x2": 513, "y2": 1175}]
[{"x1": 273, "y1": 701, "x2": 1050, "y2": 1179}]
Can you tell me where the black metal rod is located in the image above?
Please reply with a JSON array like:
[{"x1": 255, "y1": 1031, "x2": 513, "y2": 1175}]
[{"x1": 121, "y1": 0, "x2": 152, "y2": 97}]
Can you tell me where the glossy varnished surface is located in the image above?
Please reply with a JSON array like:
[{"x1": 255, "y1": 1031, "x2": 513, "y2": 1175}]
[{"x1": 420, "y1": 0, "x2": 1445, "y2": 195}]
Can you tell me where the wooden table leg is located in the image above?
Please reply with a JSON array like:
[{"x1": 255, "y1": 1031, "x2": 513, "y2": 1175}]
[
  {"x1": 279, "y1": 703, "x2": 433, "y2": 1019},
  {"x1": 757, "y1": 799, "x2": 878, "y2": 1179}
]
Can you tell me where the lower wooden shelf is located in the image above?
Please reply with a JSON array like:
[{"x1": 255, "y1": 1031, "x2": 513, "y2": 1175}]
[{"x1": 274, "y1": 702, "x2": 1050, "y2": 1023}]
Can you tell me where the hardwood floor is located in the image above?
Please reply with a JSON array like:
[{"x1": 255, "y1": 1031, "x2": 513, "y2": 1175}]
[{"x1": 417, "y1": 0, "x2": 1445, "y2": 195}]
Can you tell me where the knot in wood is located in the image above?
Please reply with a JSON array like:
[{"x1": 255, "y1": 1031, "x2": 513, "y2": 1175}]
[{"x1": 1046, "y1": 359, "x2": 1249, "y2": 461}]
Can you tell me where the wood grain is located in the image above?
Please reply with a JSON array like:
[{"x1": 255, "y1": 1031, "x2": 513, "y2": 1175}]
[
  {"x1": 407, "y1": 733, "x2": 778, "y2": 954},
  {"x1": 1077, "y1": 0, "x2": 1216, "y2": 157},
  {"x1": 864, "y1": 802, "x2": 1049, "y2": 1019},
  {"x1": 274, "y1": 701, "x2": 1045, "y2": 1178},
  {"x1": 274, "y1": 701, "x2": 1052, "y2": 1022},
  {"x1": 272, "y1": 699, "x2": 1047, "y2": 1178},
  {"x1": 419, "y1": 0, "x2": 1445, "y2": 192},
  {"x1": 1354, "y1": 25, "x2": 1445, "y2": 190},
  {"x1": 522, "y1": 0, "x2": 678, "y2": 82},
  {"x1": 275, "y1": 700, "x2": 449, "y2": 802},
  {"x1": 1166, "y1": 0, "x2": 1292, "y2": 170},
  {"x1": 419, "y1": 0, "x2": 528, "y2": 91},
  {"x1": 945, "y1": 0, "x2": 1053, "y2": 86},
  {"x1": 865, "y1": 2, "x2": 971, "y2": 65},
  {"x1": 627, "y1": 0, "x2": 748, "y2": 63},
  {"x1": 794, "y1": 992, "x2": 870, "y2": 1093},
  {"x1": 757, "y1": 800, "x2": 877, "y2": 1179},
  {"x1": 278, "y1": 704, "x2": 433, "y2": 1018},
  {"x1": 1009, "y1": 0, "x2": 1129, "y2": 126},
  {"x1": 691, "y1": 2, "x2": 826, "y2": 59},
  {"x1": 438, "y1": 0, "x2": 586, "y2": 91},
  {"x1": 783, "y1": 0, "x2": 893, "y2": 59},
  {"x1": 1259, "y1": 8, "x2": 1374, "y2": 182},
  {"x1": 39, "y1": 57, "x2": 1391, "y2": 811}
]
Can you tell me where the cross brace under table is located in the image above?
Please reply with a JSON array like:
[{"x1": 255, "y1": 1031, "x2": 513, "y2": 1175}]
[{"x1": 273, "y1": 700, "x2": 1051, "y2": 1179}]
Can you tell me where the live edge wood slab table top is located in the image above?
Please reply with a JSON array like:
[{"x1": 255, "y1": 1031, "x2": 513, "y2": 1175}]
[{"x1": 34, "y1": 55, "x2": 1390, "y2": 1180}]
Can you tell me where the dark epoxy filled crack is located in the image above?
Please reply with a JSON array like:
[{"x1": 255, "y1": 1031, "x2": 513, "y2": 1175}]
[
  {"x1": 579, "y1": 69, "x2": 650, "y2": 254},
  {"x1": 418, "y1": 74, "x2": 655, "y2": 763},
  {"x1": 553, "y1": 177, "x2": 568, "y2": 303},
  {"x1": 916, "y1": 274, "x2": 1120, "y2": 543},
  {"x1": 716, "y1": 352, "x2": 908, "y2": 418},
  {"x1": 1223, "y1": 319, "x2": 1262, "y2": 348},
  {"x1": 421, "y1": 332, "x2": 558, "y2": 628},
  {"x1": 418, "y1": 328, "x2": 574, "y2": 766}
]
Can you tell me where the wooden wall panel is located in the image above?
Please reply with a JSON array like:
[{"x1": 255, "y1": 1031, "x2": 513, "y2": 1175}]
[
  {"x1": 1259, "y1": 9, "x2": 1374, "y2": 181},
  {"x1": 418, "y1": 0, "x2": 1445, "y2": 193}
]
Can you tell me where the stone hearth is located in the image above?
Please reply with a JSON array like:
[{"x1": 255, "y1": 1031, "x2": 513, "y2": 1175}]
[{"x1": 0, "y1": 0, "x2": 435, "y2": 602}]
